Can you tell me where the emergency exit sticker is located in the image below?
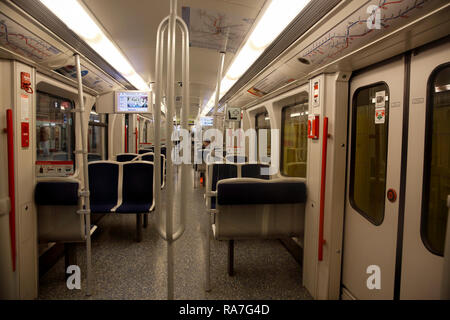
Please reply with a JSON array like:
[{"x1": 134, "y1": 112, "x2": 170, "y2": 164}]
[
  {"x1": 375, "y1": 108, "x2": 385, "y2": 124},
  {"x1": 374, "y1": 91, "x2": 386, "y2": 124}
]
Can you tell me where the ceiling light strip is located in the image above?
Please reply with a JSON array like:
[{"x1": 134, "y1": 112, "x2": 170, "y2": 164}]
[{"x1": 218, "y1": 0, "x2": 342, "y2": 107}]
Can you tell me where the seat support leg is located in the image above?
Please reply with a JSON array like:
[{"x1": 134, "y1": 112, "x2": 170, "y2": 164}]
[
  {"x1": 64, "y1": 243, "x2": 77, "y2": 279},
  {"x1": 228, "y1": 240, "x2": 234, "y2": 276},
  {"x1": 204, "y1": 214, "x2": 211, "y2": 292},
  {"x1": 136, "y1": 213, "x2": 143, "y2": 242},
  {"x1": 143, "y1": 214, "x2": 148, "y2": 228}
]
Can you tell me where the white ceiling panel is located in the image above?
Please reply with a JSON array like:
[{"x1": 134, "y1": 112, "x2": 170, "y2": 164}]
[{"x1": 82, "y1": 0, "x2": 267, "y2": 118}]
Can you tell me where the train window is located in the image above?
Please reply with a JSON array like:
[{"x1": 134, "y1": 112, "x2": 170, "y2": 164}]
[
  {"x1": 349, "y1": 83, "x2": 389, "y2": 226},
  {"x1": 143, "y1": 121, "x2": 148, "y2": 143},
  {"x1": 421, "y1": 64, "x2": 450, "y2": 256},
  {"x1": 36, "y1": 91, "x2": 75, "y2": 167},
  {"x1": 88, "y1": 108, "x2": 107, "y2": 162},
  {"x1": 281, "y1": 97, "x2": 309, "y2": 177},
  {"x1": 255, "y1": 111, "x2": 271, "y2": 162}
]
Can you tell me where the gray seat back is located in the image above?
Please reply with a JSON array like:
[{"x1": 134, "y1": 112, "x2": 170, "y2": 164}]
[{"x1": 214, "y1": 178, "x2": 307, "y2": 239}]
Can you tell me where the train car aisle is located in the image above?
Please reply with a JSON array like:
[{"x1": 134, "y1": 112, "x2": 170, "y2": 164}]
[{"x1": 38, "y1": 168, "x2": 311, "y2": 300}]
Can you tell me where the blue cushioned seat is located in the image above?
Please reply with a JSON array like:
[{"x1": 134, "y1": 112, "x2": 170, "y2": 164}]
[
  {"x1": 141, "y1": 153, "x2": 154, "y2": 161},
  {"x1": 141, "y1": 153, "x2": 165, "y2": 185},
  {"x1": 209, "y1": 164, "x2": 237, "y2": 210},
  {"x1": 116, "y1": 162, "x2": 154, "y2": 213},
  {"x1": 116, "y1": 154, "x2": 138, "y2": 162},
  {"x1": 139, "y1": 148, "x2": 153, "y2": 154},
  {"x1": 88, "y1": 162, "x2": 119, "y2": 213},
  {"x1": 241, "y1": 164, "x2": 270, "y2": 180},
  {"x1": 35, "y1": 181, "x2": 79, "y2": 206},
  {"x1": 212, "y1": 164, "x2": 238, "y2": 191}
]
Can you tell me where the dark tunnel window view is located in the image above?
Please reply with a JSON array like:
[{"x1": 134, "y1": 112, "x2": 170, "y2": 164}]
[{"x1": 0, "y1": 0, "x2": 449, "y2": 312}]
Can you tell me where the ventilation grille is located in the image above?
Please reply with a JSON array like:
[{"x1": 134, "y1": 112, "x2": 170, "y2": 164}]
[
  {"x1": 11, "y1": 0, "x2": 135, "y2": 90},
  {"x1": 219, "y1": 0, "x2": 342, "y2": 105}
]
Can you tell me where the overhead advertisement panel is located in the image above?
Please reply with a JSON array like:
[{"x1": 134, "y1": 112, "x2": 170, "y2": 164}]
[
  {"x1": 0, "y1": 13, "x2": 61, "y2": 61},
  {"x1": 235, "y1": 0, "x2": 445, "y2": 108},
  {"x1": 54, "y1": 64, "x2": 116, "y2": 93},
  {"x1": 0, "y1": 12, "x2": 119, "y2": 94},
  {"x1": 181, "y1": 7, "x2": 254, "y2": 53},
  {"x1": 248, "y1": 67, "x2": 295, "y2": 97},
  {"x1": 297, "y1": 0, "x2": 442, "y2": 67}
]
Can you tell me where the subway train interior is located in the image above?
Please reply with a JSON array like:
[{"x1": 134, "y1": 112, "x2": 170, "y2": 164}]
[{"x1": 0, "y1": 0, "x2": 449, "y2": 302}]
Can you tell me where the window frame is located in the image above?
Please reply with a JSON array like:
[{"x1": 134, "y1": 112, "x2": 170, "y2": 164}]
[
  {"x1": 348, "y1": 81, "x2": 390, "y2": 226},
  {"x1": 255, "y1": 110, "x2": 270, "y2": 161},
  {"x1": 36, "y1": 90, "x2": 76, "y2": 170},
  {"x1": 255, "y1": 111, "x2": 269, "y2": 131},
  {"x1": 88, "y1": 109, "x2": 108, "y2": 161},
  {"x1": 280, "y1": 100, "x2": 309, "y2": 177},
  {"x1": 420, "y1": 62, "x2": 450, "y2": 257}
]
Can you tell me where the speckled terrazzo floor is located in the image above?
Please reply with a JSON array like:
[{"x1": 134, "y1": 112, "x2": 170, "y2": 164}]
[{"x1": 38, "y1": 169, "x2": 312, "y2": 300}]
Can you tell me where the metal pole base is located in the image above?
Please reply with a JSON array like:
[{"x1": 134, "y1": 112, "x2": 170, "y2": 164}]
[
  {"x1": 136, "y1": 214, "x2": 143, "y2": 242},
  {"x1": 227, "y1": 240, "x2": 234, "y2": 276}
]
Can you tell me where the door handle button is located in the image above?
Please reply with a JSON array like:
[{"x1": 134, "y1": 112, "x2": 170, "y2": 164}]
[{"x1": 387, "y1": 188, "x2": 397, "y2": 202}]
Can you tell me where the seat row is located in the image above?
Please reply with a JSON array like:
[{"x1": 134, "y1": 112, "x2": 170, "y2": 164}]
[
  {"x1": 89, "y1": 160, "x2": 155, "y2": 241},
  {"x1": 115, "y1": 152, "x2": 166, "y2": 188},
  {"x1": 203, "y1": 162, "x2": 307, "y2": 289},
  {"x1": 88, "y1": 161, "x2": 154, "y2": 214},
  {"x1": 34, "y1": 160, "x2": 155, "y2": 243},
  {"x1": 138, "y1": 146, "x2": 166, "y2": 156},
  {"x1": 205, "y1": 163, "x2": 270, "y2": 209}
]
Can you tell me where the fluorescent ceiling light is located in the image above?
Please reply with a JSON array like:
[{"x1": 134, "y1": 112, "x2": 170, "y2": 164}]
[
  {"x1": 290, "y1": 112, "x2": 301, "y2": 118},
  {"x1": 201, "y1": 0, "x2": 310, "y2": 117},
  {"x1": 40, "y1": 0, "x2": 150, "y2": 91}
]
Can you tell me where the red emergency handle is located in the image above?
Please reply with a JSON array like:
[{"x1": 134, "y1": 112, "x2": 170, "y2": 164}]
[
  {"x1": 6, "y1": 109, "x2": 16, "y2": 271},
  {"x1": 318, "y1": 117, "x2": 328, "y2": 261},
  {"x1": 124, "y1": 124, "x2": 128, "y2": 153},
  {"x1": 135, "y1": 128, "x2": 138, "y2": 153}
]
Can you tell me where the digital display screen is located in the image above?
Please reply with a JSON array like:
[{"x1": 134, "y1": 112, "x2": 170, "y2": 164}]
[
  {"x1": 116, "y1": 91, "x2": 150, "y2": 113},
  {"x1": 200, "y1": 117, "x2": 213, "y2": 126}
]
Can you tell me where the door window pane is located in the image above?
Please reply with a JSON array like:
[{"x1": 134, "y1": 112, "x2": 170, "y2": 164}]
[
  {"x1": 255, "y1": 111, "x2": 271, "y2": 162},
  {"x1": 281, "y1": 96, "x2": 309, "y2": 177},
  {"x1": 422, "y1": 64, "x2": 450, "y2": 256},
  {"x1": 88, "y1": 110, "x2": 106, "y2": 162},
  {"x1": 350, "y1": 83, "x2": 389, "y2": 225},
  {"x1": 36, "y1": 92, "x2": 75, "y2": 167}
]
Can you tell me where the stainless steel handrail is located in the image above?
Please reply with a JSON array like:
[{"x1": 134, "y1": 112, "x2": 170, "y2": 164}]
[
  {"x1": 153, "y1": 0, "x2": 190, "y2": 300},
  {"x1": 74, "y1": 54, "x2": 92, "y2": 296}
]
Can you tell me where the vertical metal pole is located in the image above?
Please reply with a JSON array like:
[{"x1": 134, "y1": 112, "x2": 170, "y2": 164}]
[
  {"x1": 176, "y1": 16, "x2": 189, "y2": 240},
  {"x1": 213, "y1": 29, "x2": 228, "y2": 132},
  {"x1": 154, "y1": 18, "x2": 167, "y2": 238},
  {"x1": 154, "y1": 0, "x2": 189, "y2": 300},
  {"x1": 213, "y1": 52, "x2": 226, "y2": 130},
  {"x1": 165, "y1": 0, "x2": 177, "y2": 300},
  {"x1": 75, "y1": 54, "x2": 92, "y2": 296}
]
